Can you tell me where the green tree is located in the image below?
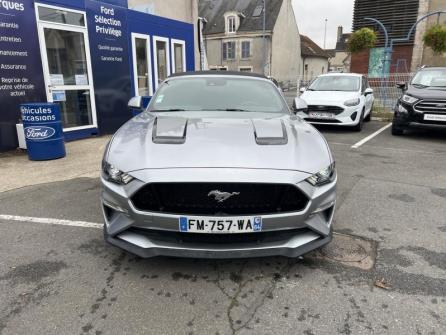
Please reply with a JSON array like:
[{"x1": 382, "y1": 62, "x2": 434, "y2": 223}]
[
  {"x1": 348, "y1": 28, "x2": 377, "y2": 53},
  {"x1": 423, "y1": 25, "x2": 446, "y2": 55}
]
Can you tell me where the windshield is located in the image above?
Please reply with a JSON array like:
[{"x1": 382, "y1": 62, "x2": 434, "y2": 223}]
[
  {"x1": 148, "y1": 76, "x2": 287, "y2": 113},
  {"x1": 308, "y1": 76, "x2": 360, "y2": 92},
  {"x1": 412, "y1": 69, "x2": 446, "y2": 88}
]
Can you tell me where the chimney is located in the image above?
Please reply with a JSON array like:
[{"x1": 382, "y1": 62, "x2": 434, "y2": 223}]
[{"x1": 337, "y1": 26, "x2": 343, "y2": 42}]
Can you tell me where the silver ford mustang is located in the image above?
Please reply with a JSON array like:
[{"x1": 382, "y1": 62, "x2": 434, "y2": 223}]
[{"x1": 101, "y1": 72, "x2": 336, "y2": 259}]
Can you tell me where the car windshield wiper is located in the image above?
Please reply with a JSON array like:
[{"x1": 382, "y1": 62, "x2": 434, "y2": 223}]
[
  {"x1": 205, "y1": 108, "x2": 248, "y2": 111},
  {"x1": 151, "y1": 108, "x2": 186, "y2": 112}
]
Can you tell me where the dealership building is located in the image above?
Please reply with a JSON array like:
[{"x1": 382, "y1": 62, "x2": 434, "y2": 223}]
[{"x1": 0, "y1": 0, "x2": 196, "y2": 152}]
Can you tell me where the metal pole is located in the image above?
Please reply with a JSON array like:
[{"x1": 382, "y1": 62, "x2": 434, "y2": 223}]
[
  {"x1": 323, "y1": 19, "x2": 328, "y2": 49},
  {"x1": 262, "y1": 0, "x2": 267, "y2": 75}
]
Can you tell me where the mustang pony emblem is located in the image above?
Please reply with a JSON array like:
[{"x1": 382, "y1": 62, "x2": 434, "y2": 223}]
[{"x1": 208, "y1": 190, "x2": 240, "y2": 203}]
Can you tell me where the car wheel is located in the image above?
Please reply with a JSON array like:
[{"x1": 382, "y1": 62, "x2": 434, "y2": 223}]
[
  {"x1": 364, "y1": 104, "x2": 373, "y2": 122},
  {"x1": 352, "y1": 109, "x2": 364, "y2": 132},
  {"x1": 391, "y1": 122, "x2": 404, "y2": 136}
]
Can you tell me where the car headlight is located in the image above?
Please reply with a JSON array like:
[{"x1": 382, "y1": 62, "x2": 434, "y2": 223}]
[
  {"x1": 102, "y1": 162, "x2": 134, "y2": 185},
  {"x1": 401, "y1": 94, "x2": 418, "y2": 104},
  {"x1": 344, "y1": 98, "x2": 360, "y2": 107},
  {"x1": 306, "y1": 163, "x2": 336, "y2": 186}
]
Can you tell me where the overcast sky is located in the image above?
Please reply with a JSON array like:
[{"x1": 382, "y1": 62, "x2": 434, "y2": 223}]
[{"x1": 292, "y1": 0, "x2": 355, "y2": 50}]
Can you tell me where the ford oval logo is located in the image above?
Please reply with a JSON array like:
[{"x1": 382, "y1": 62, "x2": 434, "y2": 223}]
[{"x1": 24, "y1": 126, "x2": 56, "y2": 140}]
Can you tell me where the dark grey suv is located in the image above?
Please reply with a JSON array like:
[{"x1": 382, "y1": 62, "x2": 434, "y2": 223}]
[{"x1": 392, "y1": 67, "x2": 446, "y2": 135}]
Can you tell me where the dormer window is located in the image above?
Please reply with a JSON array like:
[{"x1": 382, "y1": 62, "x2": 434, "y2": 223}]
[{"x1": 227, "y1": 16, "x2": 236, "y2": 33}]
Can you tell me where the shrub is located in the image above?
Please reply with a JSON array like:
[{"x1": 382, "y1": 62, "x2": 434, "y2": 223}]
[
  {"x1": 423, "y1": 24, "x2": 446, "y2": 55},
  {"x1": 348, "y1": 28, "x2": 377, "y2": 53}
]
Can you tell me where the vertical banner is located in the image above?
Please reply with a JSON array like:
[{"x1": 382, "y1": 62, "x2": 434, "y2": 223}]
[
  {"x1": 368, "y1": 47, "x2": 390, "y2": 78},
  {"x1": 0, "y1": 0, "x2": 46, "y2": 151},
  {"x1": 86, "y1": 0, "x2": 131, "y2": 133}
]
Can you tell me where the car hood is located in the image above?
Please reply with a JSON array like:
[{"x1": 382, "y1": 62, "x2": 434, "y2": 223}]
[
  {"x1": 301, "y1": 91, "x2": 359, "y2": 104},
  {"x1": 406, "y1": 86, "x2": 446, "y2": 100},
  {"x1": 106, "y1": 111, "x2": 332, "y2": 175}
]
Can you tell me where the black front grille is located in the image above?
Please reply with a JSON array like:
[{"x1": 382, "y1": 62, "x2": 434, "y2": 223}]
[
  {"x1": 414, "y1": 100, "x2": 446, "y2": 114},
  {"x1": 127, "y1": 227, "x2": 312, "y2": 245},
  {"x1": 131, "y1": 183, "x2": 309, "y2": 215},
  {"x1": 307, "y1": 105, "x2": 344, "y2": 115}
]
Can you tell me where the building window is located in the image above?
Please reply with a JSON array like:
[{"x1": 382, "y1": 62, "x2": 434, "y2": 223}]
[
  {"x1": 132, "y1": 33, "x2": 152, "y2": 96},
  {"x1": 171, "y1": 39, "x2": 186, "y2": 74},
  {"x1": 209, "y1": 66, "x2": 228, "y2": 71},
  {"x1": 227, "y1": 16, "x2": 236, "y2": 33},
  {"x1": 239, "y1": 66, "x2": 252, "y2": 72},
  {"x1": 241, "y1": 41, "x2": 251, "y2": 58},
  {"x1": 153, "y1": 36, "x2": 170, "y2": 89},
  {"x1": 223, "y1": 41, "x2": 236, "y2": 60}
]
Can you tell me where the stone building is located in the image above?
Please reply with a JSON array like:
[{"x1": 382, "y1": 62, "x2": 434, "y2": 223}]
[
  {"x1": 350, "y1": 0, "x2": 420, "y2": 75},
  {"x1": 326, "y1": 26, "x2": 351, "y2": 73},
  {"x1": 300, "y1": 35, "x2": 329, "y2": 81},
  {"x1": 411, "y1": 0, "x2": 446, "y2": 71},
  {"x1": 198, "y1": 0, "x2": 303, "y2": 83}
]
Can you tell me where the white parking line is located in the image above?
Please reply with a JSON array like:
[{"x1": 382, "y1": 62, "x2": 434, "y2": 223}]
[
  {"x1": 351, "y1": 123, "x2": 392, "y2": 149},
  {"x1": 0, "y1": 215, "x2": 102, "y2": 229}
]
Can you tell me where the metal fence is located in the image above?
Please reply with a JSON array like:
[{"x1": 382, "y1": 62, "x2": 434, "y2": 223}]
[{"x1": 366, "y1": 73, "x2": 413, "y2": 113}]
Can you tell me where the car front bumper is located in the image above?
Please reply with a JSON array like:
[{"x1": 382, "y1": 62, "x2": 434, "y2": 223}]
[
  {"x1": 394, "y1": 101, "x2": 446, "y2": 129},
  {"x1": 297, "y1": 104, "x2": 362, "y2": 126},
  {"x1": 101, "y1": 168, "x2": 336, "y2": 259}
]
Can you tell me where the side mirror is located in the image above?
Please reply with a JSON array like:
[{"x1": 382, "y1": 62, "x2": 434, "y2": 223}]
[
  {"x1": 396, "y1": 82, "x2": 407, "y2": 90},
  {"x1": 364, "y1": 88, "x2": 373, "y2": 96},
  {"x1": 293, "y1": 97, "x2": 308, "y2": 113},
  {"x1": 128, "y1": 96, "x2": 143, "y2": 110},
  {"x1": 299, "y1": 87, "x2": 306, "y2": 94}
]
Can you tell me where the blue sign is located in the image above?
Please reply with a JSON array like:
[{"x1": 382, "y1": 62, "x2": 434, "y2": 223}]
[
  {"x1": 0, "y1": 0, "x2": 195, "y2": 152},
  {"x1": 0, "y1": 0, "x2": 46, "y2": 151},
  {"x1": 86, "y1": 0, "x2": 131, "y2": 133},
  {"x1": 20, "y1": 103, "x2": 65, "y2": 160}
]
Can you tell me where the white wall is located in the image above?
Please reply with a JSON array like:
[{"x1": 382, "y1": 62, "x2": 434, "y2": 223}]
[
  {"x1": 271, "y1": 0, "x2": 303, "y2": 82},
  {"x1": 303, "y1": 57, "x2": 329, "y2": 81}
]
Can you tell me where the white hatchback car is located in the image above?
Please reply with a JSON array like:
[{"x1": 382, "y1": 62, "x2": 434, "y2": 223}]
[{"x1": 297, "y1": 73, "x2": 374, "y2": 131}]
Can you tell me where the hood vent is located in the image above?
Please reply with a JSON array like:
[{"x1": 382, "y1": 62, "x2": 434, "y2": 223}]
[
  {"x1": 152, "y1": 117, "x2": 187, "y2": 144},
  {"x1": 252, "y1": 119, "x2": 288, "y2": 145}
]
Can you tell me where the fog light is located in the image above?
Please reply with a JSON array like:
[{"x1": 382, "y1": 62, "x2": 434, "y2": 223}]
[
  {"x1": 398, "y1": 104, "x2": 408, "y2": 113},
  {"x1": 350, "y1": 112, "x2": 357, "y2": 121},
  {"x1": 103, "y1": 199, "x2": 128, "y2": 214},
  {"x1": 311, "y1": 201, "x2": 335, "y2": 215}
]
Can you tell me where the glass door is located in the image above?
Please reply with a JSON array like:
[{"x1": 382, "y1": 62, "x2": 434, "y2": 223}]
[
  {"x1": 131, "y1": 33, "x2": 153, "y2": 97},
  {"x1": 37, "y1": 5, "x2": 96, "y2": 130}
]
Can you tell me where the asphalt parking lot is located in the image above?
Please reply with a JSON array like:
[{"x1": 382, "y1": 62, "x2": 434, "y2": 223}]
[{"x1": 1, "y1": 121, "x2": 445, "y2": 335}]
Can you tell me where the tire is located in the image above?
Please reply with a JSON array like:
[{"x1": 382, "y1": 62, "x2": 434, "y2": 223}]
[
  {"x1": 364, "y1": 104, "x2": 373, "y2": 122},
  {"x1": 391, "y1": 122, "x2": 404, "y2": 136},
  {"x1": 352, "y1": 109, "x2": 365, "y2": 132}
]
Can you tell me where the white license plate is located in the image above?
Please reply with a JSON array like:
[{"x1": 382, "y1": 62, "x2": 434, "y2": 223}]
[
  {"x1": 424, "y1": 114, "x2": 446, "y2": 122},
  {"x1": 179, "y1": 216, "x2": 262, "y2": 233},
  {"x1": 309, "y1": 112, "x2": 335, "y2": 119}
]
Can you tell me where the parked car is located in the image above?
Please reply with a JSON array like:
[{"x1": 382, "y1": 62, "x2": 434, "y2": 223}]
[
  {"x1": 101, "y1": 72, "x2": 336, "y2": 259},
  {"x1": 297, "y1": 73, "x2": 374, "y2": 131},
  {"x1": 392, "y1": 67, "x2": 446, "y2": 135}
]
